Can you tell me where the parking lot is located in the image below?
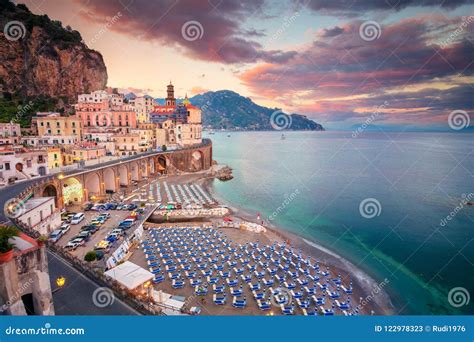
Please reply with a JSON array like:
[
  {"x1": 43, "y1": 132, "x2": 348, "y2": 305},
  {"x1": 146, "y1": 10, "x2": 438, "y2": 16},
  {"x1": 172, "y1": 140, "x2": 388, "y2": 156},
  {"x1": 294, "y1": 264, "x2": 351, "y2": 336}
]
[{"x1": 55, "y1": 208, "x2": 138, "y2": 260}]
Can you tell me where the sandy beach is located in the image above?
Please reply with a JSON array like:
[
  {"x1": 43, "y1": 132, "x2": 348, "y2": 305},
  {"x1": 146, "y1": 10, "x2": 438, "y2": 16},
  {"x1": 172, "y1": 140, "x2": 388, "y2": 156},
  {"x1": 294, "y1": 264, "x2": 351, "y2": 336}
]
[{"x1": 130, "y1": 170, "x2": 396, "y2": 315}]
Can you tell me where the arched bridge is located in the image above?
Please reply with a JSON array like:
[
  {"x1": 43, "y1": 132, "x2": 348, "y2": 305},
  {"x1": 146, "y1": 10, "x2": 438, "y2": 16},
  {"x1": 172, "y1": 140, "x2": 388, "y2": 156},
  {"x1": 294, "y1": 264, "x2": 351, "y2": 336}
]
[{"x1": 15, "y1": 139, "x2": 213, "y2": 210}]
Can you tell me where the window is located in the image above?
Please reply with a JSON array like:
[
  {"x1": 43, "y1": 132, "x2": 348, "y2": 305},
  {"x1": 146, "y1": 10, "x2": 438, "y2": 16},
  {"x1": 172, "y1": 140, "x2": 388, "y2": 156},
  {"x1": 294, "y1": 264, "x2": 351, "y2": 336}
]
[{"x1": 5, "y1": 163, "x2": 10, "y2": 170}]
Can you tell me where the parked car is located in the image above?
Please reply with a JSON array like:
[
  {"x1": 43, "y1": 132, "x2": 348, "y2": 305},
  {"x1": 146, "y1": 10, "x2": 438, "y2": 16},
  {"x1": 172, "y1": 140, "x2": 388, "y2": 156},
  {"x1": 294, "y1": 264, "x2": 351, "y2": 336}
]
[
  {"x1": 127, "y1": 203, "x2": 138, "y2": 210},
  {"x1": 59, "y1": 223, "x2": 71, "y2": 234},
  {"x1": 71, "y1": 213, "x2": 85, "y2": 225},
  {"x1": 117, "y1": 204, "x2": 127, "y2": 210},
  {"x1": 94, "y1": 240, "x2": 111, "y2": 251},
  {"x1": 98, "y1": 212, "x2": 111, "y2": 219},
  {"x1": 90, "y1": 219, "x2": 103, "y2": 226},
  {"x1": 106, "y1": 233, "x2": 120, "y2": 242},
  {"x1": 81, "y1": 225, "x2": 99, "y2": 234},
  {"x1": 83, "y1": 203, "x2": 94, "y2": 211},
  {"x1": 92, "y1": 204, "x2": 106, "y2": 211},
  {"x1": 111, "y1": 228, "x2": 125, "y2": 236},
  {"x1": 118, "y1": 221, "x2": 133, "y2": 229},
  {"x1": 135, "y1": 208, "x2": 145, "y2": 214},
  {"x1": 65, "y1": 237, "x2": 85, "y2": 250},
  {"x1": 95, "y1": 250, "x2": 105, "y2": 260},
  {"x1": 77, "y1": 230, "x2": 91, "y2": 241},
  {"x1": 49, "y1": 229, "x2": 63, "y2": 243},
  {"x1": 104, "y1": 203, "x2": 117, "y2": 210}
]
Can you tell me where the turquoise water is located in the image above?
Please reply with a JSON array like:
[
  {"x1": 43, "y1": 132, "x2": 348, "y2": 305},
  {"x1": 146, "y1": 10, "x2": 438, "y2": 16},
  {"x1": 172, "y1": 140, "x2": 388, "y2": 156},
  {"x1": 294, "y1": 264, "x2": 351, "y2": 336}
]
[{"x1": 207, "y1": 131, "x2": 474, "y2": 315}]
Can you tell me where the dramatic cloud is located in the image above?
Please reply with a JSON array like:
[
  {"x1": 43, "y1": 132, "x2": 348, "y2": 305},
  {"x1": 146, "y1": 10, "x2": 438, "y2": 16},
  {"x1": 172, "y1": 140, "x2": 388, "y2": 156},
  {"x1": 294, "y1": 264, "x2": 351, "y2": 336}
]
[
  {"x1": 239, "y1": 15, "x2": 473, "y2": 127},
  {"x1": 305, "y1": 0, "x2": 471, "y2": 17},
  {"x1": 75, "y1": 0, "x2": 295, "y2": 64}
]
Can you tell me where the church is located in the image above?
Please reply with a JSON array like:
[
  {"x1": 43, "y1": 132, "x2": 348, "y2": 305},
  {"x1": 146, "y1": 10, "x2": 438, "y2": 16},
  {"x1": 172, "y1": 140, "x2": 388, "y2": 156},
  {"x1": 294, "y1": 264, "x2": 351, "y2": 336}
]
[{"x1": 150, "y1": 82, "x2": 202, "y2": 147}]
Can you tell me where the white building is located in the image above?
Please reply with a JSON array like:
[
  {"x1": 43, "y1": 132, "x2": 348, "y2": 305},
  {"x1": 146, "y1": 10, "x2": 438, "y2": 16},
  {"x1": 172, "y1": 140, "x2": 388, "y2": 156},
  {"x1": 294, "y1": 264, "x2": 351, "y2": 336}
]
[
  {"x1": 130, "y1": 96, "x2": 155, "y2": 123},
  {"x1": 0, "y1": 122, "x2": 21, "y2": 144},
  {"x1": 17, "y1": 197, "x2": 61, "y2": 235},
  {"x1": 77, "y1": 90, "x2": 109, "y2": 103},
  {"x1": 0, "y1": 149, "x2": 48, "y2": 182},
  {"x1": 21, "y1": 135, "x2": 80, "y2": 146}
]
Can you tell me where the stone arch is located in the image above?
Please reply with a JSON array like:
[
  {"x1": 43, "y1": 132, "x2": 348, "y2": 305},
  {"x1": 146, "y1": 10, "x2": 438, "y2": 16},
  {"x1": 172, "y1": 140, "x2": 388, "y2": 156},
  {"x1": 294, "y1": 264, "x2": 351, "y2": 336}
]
[
  {"x1": 130, "y1": 161, "x2": 140, "y2": 182},
  {"x1": 191, "y1": 150, "x2": 204, "y2": 171},
  {"x1": 62, "y1": 177, "x2": 83, "y2": 205},
  {"x1": 103, "y1": 168, "x2": 117, "y2": 193},
  {"x1": 157, "y1": 156, "x2": 167, "y2": 174},
  {"x1": 118, "y1": 164, "x2": 129, "y2": 187},
  {"x1": 15, "y1": 163, "x2": 23, "y2": 172},
  {"x1": 42, "y1": 184, "x2": 59, "y2": 207},
  {"x1": 85, "y1": 172, "x2": 101, "y2": 199}
]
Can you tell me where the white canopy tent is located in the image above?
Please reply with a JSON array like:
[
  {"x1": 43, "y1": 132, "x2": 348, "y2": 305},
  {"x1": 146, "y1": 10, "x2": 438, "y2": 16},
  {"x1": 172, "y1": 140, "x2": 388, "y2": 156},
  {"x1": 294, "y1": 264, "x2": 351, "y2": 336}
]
[{"x1": 104, "y1": 261, "x2": 153, "y2": 290}]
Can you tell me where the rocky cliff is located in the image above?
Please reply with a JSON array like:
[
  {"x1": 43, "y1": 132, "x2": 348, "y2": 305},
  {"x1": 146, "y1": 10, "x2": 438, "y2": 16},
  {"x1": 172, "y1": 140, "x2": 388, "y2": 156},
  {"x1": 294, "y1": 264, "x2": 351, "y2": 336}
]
[{"x1": 0, "y1": 1, "x2": 107, "y2": 100}]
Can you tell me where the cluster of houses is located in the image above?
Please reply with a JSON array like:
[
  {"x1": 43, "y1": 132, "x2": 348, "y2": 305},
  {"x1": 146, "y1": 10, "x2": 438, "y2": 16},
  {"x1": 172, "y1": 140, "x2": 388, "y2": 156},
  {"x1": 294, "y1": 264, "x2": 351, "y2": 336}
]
[{"x1": 0, "y1": 83, "x2": 202, "y2": 185}]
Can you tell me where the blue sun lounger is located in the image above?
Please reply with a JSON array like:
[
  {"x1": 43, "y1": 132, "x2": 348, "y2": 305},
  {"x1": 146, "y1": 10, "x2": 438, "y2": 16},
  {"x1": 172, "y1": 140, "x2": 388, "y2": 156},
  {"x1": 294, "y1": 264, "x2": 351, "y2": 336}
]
[
  {"x1": 172, "y1": 279, "x2": 184, "y2": 289},
  {"x1": 226, "y1": 278, "x2": 238, "y2": 287},
  {"x1": 153, "y1": 274, "x2": 164, "y2": 284},
  {"x1": 280, "y1": 304, "x2": 294, "y2": 315},
  {"x1": 257, "y1": 300, "x2": 271, "y2": 311},
  {"x1": 213, "y1": 284, "x2": 225, "y2": 294},
  {"x1": 213, "y1": 294, "x2": 226, "y2": 305},
  {"x1": 304, "y1": 286, "x2": 316, "y2": 295},
  {"x1": 262, "y1": 278, "x2": 274, "y2": 286},
  {"x1": 194, "y1": 286, "x2": 208, "y2": 296},
  {"x1": 296, "y1": 298, "x2": 311, "y2": 309},
  {"x1": 230, "y1": 287, "x2": 243, "y2": 296},
  {"x1": 249, "y1": 282, "x2": 261, "y2": 291},
  {"x1": 232, "y1": 297, "x2": 247, "y2": 308},
  {"x1": 312, "y1": 295, "x2": 325, "y2": 305},
  {"x1": 302, "y1": 308, "x2": 317, "y2": 316},
  {"x1": 253, "y1": 291, "x2": 264, "y2": 300}
]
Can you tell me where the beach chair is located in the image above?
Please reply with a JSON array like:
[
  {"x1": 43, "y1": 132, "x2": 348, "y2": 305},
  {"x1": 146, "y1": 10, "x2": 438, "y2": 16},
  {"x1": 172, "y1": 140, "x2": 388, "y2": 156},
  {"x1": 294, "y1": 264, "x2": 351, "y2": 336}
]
[
  {"x1": 280, "y1": 303, "x2": 295, "y2": 315},
  {"x1": 213, "y1": 294, "x2": 226, "y2": 305},
  {"x1": 302, "y1": 308, "x2": 317, "y2": 316},
  {"x1": 252, "y1": 291, "x2": 264, "y2": 300},
  {"x1": 230, "y1": 286, "x2": 243, "y2": 297},
  {"x1": 257, "y1": 300, "x2": 271, "y2": 311},
  {"x1": 172, "y1": 279, "x2": 184, "y2": 289},
  {"x1": 232, "y1": 296, "x2": 247, "y2": 308}
]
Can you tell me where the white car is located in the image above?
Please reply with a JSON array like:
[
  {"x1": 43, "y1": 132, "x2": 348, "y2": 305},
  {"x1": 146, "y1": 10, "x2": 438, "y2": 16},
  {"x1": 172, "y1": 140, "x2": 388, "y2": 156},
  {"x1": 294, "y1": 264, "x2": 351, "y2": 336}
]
[
  {"x1": 60, "y1": 223, "x2": 71, "y2": 234},
  {"x1": 65, "y1": 237, "x2": 85, "y2": 250},
  {"x1": 71, "y1": 213, "x2": 85, "y2": 225},
  {"x1": 49, "y1": 229, "x2": 63, "y2": 243}
]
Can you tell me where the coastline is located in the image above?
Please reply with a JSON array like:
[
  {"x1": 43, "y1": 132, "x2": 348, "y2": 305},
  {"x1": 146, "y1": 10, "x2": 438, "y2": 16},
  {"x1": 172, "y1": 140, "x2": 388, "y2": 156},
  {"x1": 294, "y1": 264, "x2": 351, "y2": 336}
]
[{"x1": 198, "y1": 176, "x2": 396, "y2": 315}]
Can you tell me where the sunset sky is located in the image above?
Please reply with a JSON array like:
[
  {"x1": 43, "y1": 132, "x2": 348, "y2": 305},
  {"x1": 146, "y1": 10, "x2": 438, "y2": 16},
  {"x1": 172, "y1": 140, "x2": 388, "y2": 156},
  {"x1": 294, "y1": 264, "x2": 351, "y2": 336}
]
[{"x1": 16, "y1": 0, "x2": 473, "y2": 130}]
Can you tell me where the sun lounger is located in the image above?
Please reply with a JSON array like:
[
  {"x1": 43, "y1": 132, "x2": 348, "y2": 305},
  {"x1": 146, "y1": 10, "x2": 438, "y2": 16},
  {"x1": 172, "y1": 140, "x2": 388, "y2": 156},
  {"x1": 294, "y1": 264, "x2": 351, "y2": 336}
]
[
  {"x1": 213, "y1": 294, "x2": 226, "y2": 305},
  {"x1": 232, "y1": 296, "x2": 247, "y2": 308},
  {"x1": 257, "y1": 300, "x2": 271, "y2": 311}
]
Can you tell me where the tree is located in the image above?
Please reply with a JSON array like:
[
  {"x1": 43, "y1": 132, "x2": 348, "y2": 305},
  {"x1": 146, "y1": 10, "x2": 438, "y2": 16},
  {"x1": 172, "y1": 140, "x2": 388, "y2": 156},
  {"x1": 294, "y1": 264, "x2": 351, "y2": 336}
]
[
  {"x1": 0, "y1": 226, "x2": 19, "y2": 253},
  {"x1": 84, "y1": 250, "x2": 97, "y2": 262},
  {"x1": 161, "y1": 145, "x2": 167, "y2": 152}
]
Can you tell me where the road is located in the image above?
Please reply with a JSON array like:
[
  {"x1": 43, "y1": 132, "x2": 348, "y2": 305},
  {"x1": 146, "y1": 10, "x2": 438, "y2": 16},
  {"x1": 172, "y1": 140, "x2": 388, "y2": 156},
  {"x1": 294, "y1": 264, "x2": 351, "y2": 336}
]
[{"x1": 47, "y1": 250, "x2": 139, "y2": 315}]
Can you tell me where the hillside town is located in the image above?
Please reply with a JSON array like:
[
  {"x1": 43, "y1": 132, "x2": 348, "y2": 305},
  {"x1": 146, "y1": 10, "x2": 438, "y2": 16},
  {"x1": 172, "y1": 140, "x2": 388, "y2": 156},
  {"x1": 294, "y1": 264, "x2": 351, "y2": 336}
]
[{"x1": 0, "y1": 83, "x2": 202, "y2": 186}]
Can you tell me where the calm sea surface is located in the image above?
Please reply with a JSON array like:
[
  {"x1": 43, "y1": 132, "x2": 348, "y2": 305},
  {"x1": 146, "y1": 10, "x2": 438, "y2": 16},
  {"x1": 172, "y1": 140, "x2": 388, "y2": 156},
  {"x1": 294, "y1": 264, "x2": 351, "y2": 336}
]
[{"x1": 207, "y1": 130, "x2": 474, "y2": 315}]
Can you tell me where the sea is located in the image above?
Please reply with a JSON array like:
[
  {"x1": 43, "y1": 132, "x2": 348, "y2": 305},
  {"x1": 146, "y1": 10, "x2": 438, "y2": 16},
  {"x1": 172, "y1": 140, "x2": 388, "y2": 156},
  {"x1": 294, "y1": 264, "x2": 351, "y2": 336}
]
[{"x1": 206, "y1": 130, "x2": 474, "y2": 315}]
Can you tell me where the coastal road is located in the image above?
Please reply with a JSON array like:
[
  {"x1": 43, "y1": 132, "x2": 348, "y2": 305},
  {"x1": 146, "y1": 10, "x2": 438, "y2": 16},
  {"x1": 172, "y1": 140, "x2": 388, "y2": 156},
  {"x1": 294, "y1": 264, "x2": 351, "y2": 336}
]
[{"x1": 47, "y1": 250, "x2": 139, "y2": 315}]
